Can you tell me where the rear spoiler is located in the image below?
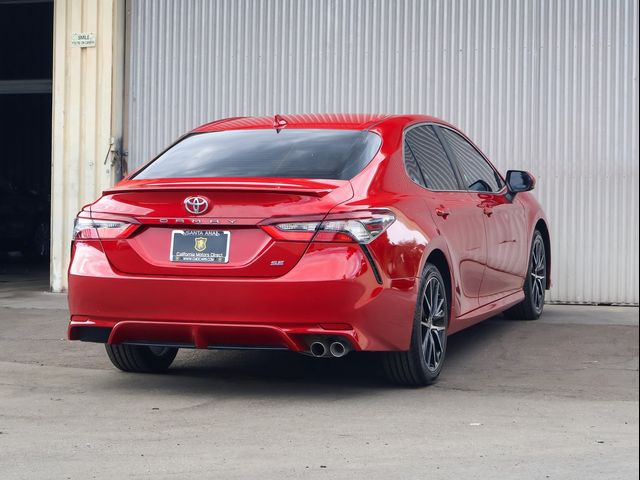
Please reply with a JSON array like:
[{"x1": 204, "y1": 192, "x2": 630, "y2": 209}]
[{"x1": 103, "y1": 180, "x2": 348, "y2": 198}]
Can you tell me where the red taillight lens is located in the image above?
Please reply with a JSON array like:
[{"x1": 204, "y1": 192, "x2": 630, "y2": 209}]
[
  {"x1": 72, "y1": 218, "x2": 138, "y2": 240},
  {"x1": 261, "y1": 210, "x2": 395, "y2": 244},
  {"x1": 260, "y1": 222, "x2": 321, "y2": 242}
]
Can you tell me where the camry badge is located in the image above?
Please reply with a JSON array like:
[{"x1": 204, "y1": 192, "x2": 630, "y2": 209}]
[{"x1": 184, "y1": 196, "x2": 209, "y2": 215}]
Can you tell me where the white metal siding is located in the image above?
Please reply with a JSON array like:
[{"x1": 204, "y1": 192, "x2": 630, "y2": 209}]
[
  {"x1": 50, "y1": 0, "x2": 125, "y2": 291},
  {"x1": 128, "y1": 0, "x2": 639, "y2": 304}
]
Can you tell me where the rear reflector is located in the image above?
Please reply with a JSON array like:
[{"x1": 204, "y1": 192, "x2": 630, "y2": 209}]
[{"x1": 261, "y1": 210, "x2": 395, "y2": 244}]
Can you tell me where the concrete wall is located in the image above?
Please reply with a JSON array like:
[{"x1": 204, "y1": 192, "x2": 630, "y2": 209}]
[{"x1": 50, "y1": 0, "x2": 124, "y2": 291}]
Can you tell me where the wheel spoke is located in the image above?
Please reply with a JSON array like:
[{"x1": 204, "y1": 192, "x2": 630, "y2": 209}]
[
  {"x1": 432, "y1": 329, "x2": 443, "y2": 354},
  {"x1": 423, "y1": 282, "x2": 432, "y2": 311},
  {"x1": 429, "y1": 334, "x2": 436, "y2": 368},
  {"x1": 423, "y1": 293, "x2": 431, "y2": 313},
  {"x1": 532, "y1": 279, "x2": 543, "y2": 308},
  {"x1": 537, "y1": 291, "x2": 543, "y2": 308},
  {"x1": 425, "y1": 334, "x2": 434, "y2": 367},
  {"x1": 422, "y1": 332, "x2": 430, "y2": 355},
  {"x1": 433, "y1": 296, "x2": 445, "y2": 319},
  {"x1": 426, "y1": 326, "x2": 441, "y2": 369},
  {"x1": 429, "y1": 281, "x2": 436, "y2": 317}
]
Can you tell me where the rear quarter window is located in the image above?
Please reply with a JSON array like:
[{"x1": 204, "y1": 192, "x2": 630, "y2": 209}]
[{"x1": 133, "y1": 129, "x2": 382, "y2": 180}]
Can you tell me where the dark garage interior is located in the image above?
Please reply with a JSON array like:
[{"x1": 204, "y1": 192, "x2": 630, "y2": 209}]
[{"x1": 0, "y1": 0, "x2": 53, "y2": 282}]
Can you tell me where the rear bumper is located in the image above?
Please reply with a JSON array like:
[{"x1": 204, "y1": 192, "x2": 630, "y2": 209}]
[
  {"x1": 68, "y1": 242, "x2": 418, "y2": 352},
  {"x1": 69, "y1": 320, "x2": 362, "y2": 353}
]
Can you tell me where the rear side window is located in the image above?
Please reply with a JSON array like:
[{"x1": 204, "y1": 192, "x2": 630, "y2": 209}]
[
  {"x1": 438, "y1": 128, "x2": 504, "y2": 192},
  {"x1": 403, "y1": 141, "x2": 426, "y2": 187},
  {"x1": 133, "y1": 129, "x2": 382, "y2": 180},
  {"x1": 404, "y1": 125, "x2": 459, "y2": 191}
]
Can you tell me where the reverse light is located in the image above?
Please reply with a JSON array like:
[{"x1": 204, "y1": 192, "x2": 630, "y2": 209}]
[
  {"x1": 262, "y1": 210, "x2": 395, "y2": 244},
  {"x1": 73, "y1": 218, "x2": 139, "y2": 240}
]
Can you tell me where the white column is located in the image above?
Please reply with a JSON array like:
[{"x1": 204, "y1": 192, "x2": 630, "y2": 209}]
[{"x1": 50, "y1": 0, "x2": 125, "y2": 292}]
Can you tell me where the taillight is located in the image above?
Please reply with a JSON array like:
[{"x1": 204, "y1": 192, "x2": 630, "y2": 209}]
[
  {"x1": 72, "y1": 218, "x2": 139, "y2": 240},
  {"x1": 261, "y1": 210, "x2": 395, "y2": 244}
]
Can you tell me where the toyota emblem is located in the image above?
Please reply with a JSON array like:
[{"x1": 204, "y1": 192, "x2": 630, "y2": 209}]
[{"x1": 184, "y1": 196, "x2": 209, "y2": 215}]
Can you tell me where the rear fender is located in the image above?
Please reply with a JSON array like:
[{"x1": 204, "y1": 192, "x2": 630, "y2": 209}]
[{"x1": 419, "y1": 236, "x2": 459, "y2": 320}]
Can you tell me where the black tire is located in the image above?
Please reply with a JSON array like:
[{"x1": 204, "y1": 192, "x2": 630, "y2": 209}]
[
  {"x1": 105, "y1": 344, "x2": 178, "y2": 373},
  {"x1": 504, "y1": 230, "x2": 547, "y2": 320},
  {"x1": 383, "y1": 263, "x2": 449, "y2": 386}
]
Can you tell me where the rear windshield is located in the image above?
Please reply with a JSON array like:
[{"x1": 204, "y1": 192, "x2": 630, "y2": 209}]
[{"x1": 133, "y1": 129, "x2": 382, "y2": 180}]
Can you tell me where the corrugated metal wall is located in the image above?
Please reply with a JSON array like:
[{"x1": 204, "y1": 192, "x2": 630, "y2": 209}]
[{"x1": 128, "y1": 0, "x2": 639, "y2": 304}]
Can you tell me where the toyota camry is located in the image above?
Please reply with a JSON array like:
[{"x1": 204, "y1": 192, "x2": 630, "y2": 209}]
[{"x1": 67, "y1": 114, "x2": 550, "y2": 386}]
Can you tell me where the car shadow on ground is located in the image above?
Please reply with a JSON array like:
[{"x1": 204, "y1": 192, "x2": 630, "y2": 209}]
[{"x1": 100, "y1": 316, "x2": 517, "y2": 398}]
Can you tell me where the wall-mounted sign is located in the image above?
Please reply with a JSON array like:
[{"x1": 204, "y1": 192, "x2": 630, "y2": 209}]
[{"x1": 71, "y1": 32, "x2": 96, "y2": 48}]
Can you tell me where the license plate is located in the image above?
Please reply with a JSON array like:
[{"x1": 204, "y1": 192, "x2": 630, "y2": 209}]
[{"x1": 170, "y1": 230, "x2": 230, "y2": 263}]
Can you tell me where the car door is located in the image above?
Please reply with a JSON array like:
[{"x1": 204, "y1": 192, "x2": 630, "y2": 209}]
[
  {"x1": 436, "y1": 126, "x2": 528, "y2": 299},
  {"x1": 404, "y1": 124, "x2": 486, "y2": 316}
]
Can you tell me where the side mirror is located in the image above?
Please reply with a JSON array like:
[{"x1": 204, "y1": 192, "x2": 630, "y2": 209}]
[{"x1": 506, "y1": 170, "x2": 536, "y2": 196}]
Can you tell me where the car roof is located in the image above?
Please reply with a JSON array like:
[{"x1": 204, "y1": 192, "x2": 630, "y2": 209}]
[{"x1": 192, "y1": 114, "x2": 449, "y2": 133}]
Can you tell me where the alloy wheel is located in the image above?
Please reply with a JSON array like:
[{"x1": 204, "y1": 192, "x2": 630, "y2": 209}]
[
  {"x1": 530, "y1": 236, "x2": 546, "y2": 313},
  {"x1": 421, "y1": 276, "x2": 447, "y2": 372}
]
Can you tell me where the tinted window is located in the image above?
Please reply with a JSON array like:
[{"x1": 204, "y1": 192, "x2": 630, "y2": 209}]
[
  {"x1": 134, "y1": 129, "x2": 382, "y2": 180},
  {"x1": 403, "y1": 141, "x2": 426, "y2": 187},
  {"x1": 439, "y1": 128, "x2": 503, "y2": 192},
  {"x1": 405, "y1": 125, "x2": 459, "y2": 191}
]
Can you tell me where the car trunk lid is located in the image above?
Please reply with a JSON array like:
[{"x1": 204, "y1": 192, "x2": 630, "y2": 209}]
[{"x1": 90, "y1": 178, "x2": 353, "y2": 277}]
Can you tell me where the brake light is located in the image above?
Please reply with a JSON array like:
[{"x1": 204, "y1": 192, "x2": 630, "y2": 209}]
[
  {"x1": 262, "y1": 210, "x2": 395, "y2": 244},
  {"x1": 72, "y1": 218, "x2": 139, "y2": 240}
]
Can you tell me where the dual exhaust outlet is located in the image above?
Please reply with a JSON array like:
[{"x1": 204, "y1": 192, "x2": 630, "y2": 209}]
[{"x1": 309, "y1": 339, "x2": 351, "y2": 358}]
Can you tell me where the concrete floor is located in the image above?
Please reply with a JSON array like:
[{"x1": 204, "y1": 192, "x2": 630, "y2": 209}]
[{"x1": 0, "y1": 278, "x2": 637, "y2": 479}]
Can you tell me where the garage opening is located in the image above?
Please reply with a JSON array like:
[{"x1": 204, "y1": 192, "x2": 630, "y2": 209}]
[{"x1": 0, "y1": 0, "x2": 53, "y2": 289}]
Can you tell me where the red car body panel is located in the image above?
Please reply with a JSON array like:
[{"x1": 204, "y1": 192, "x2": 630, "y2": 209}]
[{"x1": 67, "y1": 114, "x2": 550, "y2": 352}]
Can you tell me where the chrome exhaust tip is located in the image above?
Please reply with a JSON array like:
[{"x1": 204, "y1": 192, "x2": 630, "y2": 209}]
[
  {"x1": 310, "y1": 341, "x2": 327, "y2": 357},
  {"x1": 329, "y1": 341, "x2": 348, "y2": 358}
]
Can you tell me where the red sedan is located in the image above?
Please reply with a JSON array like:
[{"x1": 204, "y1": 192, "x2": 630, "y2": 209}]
[{"x1": 68, "y1": 114, "x2": 550, "y2": 386}]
